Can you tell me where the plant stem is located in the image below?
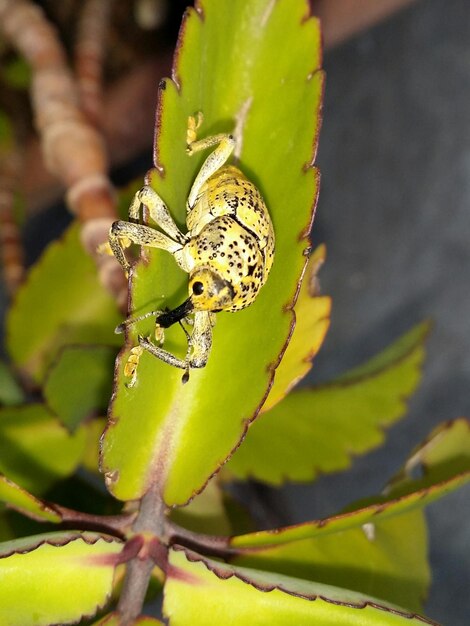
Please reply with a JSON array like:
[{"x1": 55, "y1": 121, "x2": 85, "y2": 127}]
[
  {"x1": 166, "y1": 522, "x2": 231, "y2": 559},
  {"x1": 117, "y1": 481, "x2": 167, "y2": 624}
]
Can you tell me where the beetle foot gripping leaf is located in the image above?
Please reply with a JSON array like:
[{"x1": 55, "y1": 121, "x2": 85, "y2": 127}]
[{"x1": 123, "y1": 345, "x2": 144, "y2": 388}]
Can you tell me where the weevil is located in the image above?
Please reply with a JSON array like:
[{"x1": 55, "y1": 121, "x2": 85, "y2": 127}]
[{"x1": 109, "y1": 114, "x2": 275, "y2": 385}]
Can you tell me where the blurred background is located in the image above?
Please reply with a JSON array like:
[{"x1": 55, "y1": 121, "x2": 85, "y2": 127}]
[{"x1": 0, "y1": 1, "x2": 468, "y2": 624}]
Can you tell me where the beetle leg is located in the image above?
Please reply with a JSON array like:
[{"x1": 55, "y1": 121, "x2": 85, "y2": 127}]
[
  {"x1": 130, "y1": 186, "x2": 187, "y2": 245},
  {"x1": 187, "y1": 311, "x2": 213, "y2": 368},
  {"x1": 186, "y1": 130, "x2": 235, "y2": 211},
  {"x1": 109, "y1": 220, "x2": 183, "y2": 274},
  {"x1": 138, "y1": 336, "x2": 189, "y2": 370},
  {"x1": 137, "y1": 311, "x2": 212, "y2": 378}
]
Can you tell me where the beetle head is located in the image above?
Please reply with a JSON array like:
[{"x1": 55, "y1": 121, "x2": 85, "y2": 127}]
[{"x1": 189, "y1": 268, "x2": 235, "y2": 312}]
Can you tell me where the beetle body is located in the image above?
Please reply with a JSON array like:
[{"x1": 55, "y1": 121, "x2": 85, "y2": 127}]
[
  {"x1": 108, "y1": 116, "x2": 275, "y2": 383},
  {"x1": 183, "y1": 164, "x2": 274, "y2": 312}
]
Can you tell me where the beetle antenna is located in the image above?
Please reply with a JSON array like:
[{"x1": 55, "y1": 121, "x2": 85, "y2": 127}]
[
  {"x1": 115, "y1": 309, "x2": 160, "y2": 334},
  {"x1": 115, "y1": 298, "x2": 195, "y2": 334}
]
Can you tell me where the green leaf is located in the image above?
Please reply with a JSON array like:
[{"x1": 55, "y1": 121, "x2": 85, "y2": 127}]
[
  {"x1": 170, "y1": 478, "x2": 231, "y2": 535},
  {"x1": 0, "y1": 474, "x2": 61, "y2": 523},
  {"x1": 2, "y1": 56, "x2": 31, "y2": 89},
  {"x1": 0, "y1": 404, "x2": 87, "y2": 493},
  {"x1": 230, "y1": 418, "x2": 470, "y2": 549},
  {"x1": 387, "y1": 417, "x2": 470, "y2": 496},
  {"x1": 6, "y1": 223, "x2": 121, "y2": 383},
  {"x1": 0, "y1": 360, "x2": 24, "y2": 406},
  {"x1": 102, "y1": 0, "x2": 323, "y2": 505},
  {"x1": 164, "y1": 546, "x2": 437, "y2": 625},
  {"x1": 82, "y1": 418, "x2": 107, "y2": 474},
  {"x1": 263, "y1": 244, "x2": 331, "y2": 412},
  {"x1": 226, "y1": 419, "x2": 470, "y2": 615},
  {"x1": 232, "y1": 511, "x2": 430, "y2": 614},
  {"x1": 44, "y1": 346, "x2": 115, "y2": 431},
  {"x1": 0, "y1": 531, "x2": 122, "y2": 626},
  {"x1": 225, "y1": 322, "x2": 429, "y2": 484}
]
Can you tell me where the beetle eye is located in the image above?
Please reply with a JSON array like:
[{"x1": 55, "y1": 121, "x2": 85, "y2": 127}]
[{"x1": 192, "y1": 281, "x2": 204, "y2": 295}]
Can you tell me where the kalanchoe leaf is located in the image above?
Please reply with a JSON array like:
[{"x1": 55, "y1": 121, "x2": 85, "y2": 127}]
[
  {"x1": 225, "y1": 321, "x2": 429, "y2": 484},
  {"x1": 101, "y1": 0, "x2": 323, "y2": 506},
  {"x1": 82, "y1": 417, "x2": 107, "y2": 474},
  {"x1": 44, "y1": 346, "x2": 116, "y2": 431},
  {"x1": 0, "y1": 474, "x2": 61, "y2": 522},
  {"x1": 0, "y1": 403, "x2": 87, "y2": 494},
  {"x1": 0, "y1": 360, "x2": 24, "y2": 406},
  {"x1": 263, "y1": 244, "x2": 331, "y2": 412},
  {"x1": 170, "y1": 479, "x2": 232, "y2": 535},
  {"x1": 226, "y1": 422, "x2": 470, "y2": 614},
  {"x1": 231, "y1": 510, "x2": 430, "y2": 614},
  {"x1": 230, "y1": 417, "x2": 470, "y2": 550},
  {"x1": 386, "y1": 417, "x2": 470, "y2": 496},
  {"x1": 6, "y1": 223, "x2": 121, "y2": 383},
  {"x1": 163, "y1": 546, "x2": 439, "y2": 625},
  {"x1": 0, "y1": 531, "x2": 123, "y2": 626}
]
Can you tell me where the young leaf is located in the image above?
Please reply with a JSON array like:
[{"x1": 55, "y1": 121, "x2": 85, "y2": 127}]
[
  {"x1": 44, "y1": 346, "x2": 116, "y2": 431},
  {"x1": 6, "y1": 223, "x2": 121, "y2": 383},
  {"x1": 263, "y1": 244, "x2": 331, "y2": 412},
  {"x1": 0, "y1": 404, "x2": 87, "y2": 493},
  {"x1": 164, "y1": 546, "x2": 437, "y2": 625},
  {"x1": 0, "y1": 474, "x2": 61, "y2": 522},
  {"x1": 0, "y1": 531, "x2": 123, "y2": 626},
  {"x1": 102, "y1": 0, "x2": 323, "y2": 506},
  {"x1": 225, "y1": 322, "x2": 429, "y2": 484},
  {"x1": 232, "y1": 510, "x2": 430, "y2": 614}
]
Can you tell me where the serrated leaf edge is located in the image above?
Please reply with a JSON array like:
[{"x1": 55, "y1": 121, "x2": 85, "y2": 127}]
[
  {"x1": 230, "y1": 469, "x2": 470, "y2": 549},
  {"x1": 168, "y1": 545, "x2": 439, "y2": 625}
]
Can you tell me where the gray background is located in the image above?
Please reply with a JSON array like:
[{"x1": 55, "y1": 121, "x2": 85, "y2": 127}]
[{"x1": 284, "y1": 0, "x2": 469, "y2": 624}]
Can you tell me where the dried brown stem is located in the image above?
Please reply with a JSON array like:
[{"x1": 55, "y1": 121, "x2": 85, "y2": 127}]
[
  {"x1": 75, "y1": 0, "x2": 113, "y2": 126},
  {"x1": 23, "y1": 58, "x2": 169, "y2": 217},
  {"x1": 0, "y1": 0, "x2": 126, "y2": 303},
  {"x1": 0, "y1": 145, "x2": 24, "y2": 295}
]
